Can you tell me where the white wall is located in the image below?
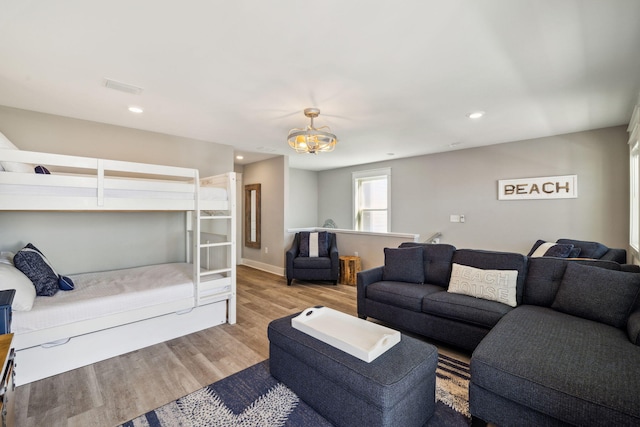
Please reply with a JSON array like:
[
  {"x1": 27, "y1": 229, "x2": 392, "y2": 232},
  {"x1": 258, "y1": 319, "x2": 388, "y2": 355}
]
[
  {"x1": 318, "y1": 126, "x2": 629, "y2": 255},
  {"x1": 0, "y1": 106, "x2": 234, "y2": 273}
]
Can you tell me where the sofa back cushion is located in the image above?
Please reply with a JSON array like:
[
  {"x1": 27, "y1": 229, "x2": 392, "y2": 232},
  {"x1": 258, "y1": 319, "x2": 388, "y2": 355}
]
[
  {"x1": 398, "y1": 243, "x2": 456, "y2": 287},
  {"x1": 524, "y1": 257, "x2": 621, "y2": 307},
  {"x1": 551, "y1": 262, "x2": 640, "y2": 328},
  {"x1": 451, "y1": 249, "x2": 528, "y2": 305}
]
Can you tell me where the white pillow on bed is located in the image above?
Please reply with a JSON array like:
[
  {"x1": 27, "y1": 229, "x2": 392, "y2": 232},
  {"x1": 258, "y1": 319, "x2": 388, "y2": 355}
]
[
  {"x1": 0, "y1": 263, "x2": 37, "y2": 311},
  {"x1": 0, "y1": 131, "x2": 35, "y2": 173}
]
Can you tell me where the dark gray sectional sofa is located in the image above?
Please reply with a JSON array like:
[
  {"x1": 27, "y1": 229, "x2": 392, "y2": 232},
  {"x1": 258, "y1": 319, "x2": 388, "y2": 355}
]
[{"x1": 357, "y1": 243, "x2": 640, "y2": 426}]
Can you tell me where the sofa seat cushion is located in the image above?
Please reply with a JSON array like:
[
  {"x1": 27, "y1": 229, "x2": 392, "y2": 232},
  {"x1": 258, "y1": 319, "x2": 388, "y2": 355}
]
[
  {"x1": 422, "y1": 291, "x2": 512, "y2": 328},
  {"x1": 366, "y1": 282, "x2": 443, "y2": 312},
  {"x1": 472, "y1": 306, "x2": 640, "y2": 426},
  {"x1": 293, "y1": 256, "x2": 331, "y2": 269}
]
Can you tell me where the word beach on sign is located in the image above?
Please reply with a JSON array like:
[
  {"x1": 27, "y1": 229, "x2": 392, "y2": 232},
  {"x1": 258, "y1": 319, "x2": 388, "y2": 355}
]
[{"x1": 498, "y1": 175, "x2": 577, "y2": 200}]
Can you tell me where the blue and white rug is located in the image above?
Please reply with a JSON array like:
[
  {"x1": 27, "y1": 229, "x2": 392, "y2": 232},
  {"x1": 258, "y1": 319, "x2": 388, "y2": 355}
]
[{"x1": 120, "y1": 355, "x2": 471, "y2": 426}]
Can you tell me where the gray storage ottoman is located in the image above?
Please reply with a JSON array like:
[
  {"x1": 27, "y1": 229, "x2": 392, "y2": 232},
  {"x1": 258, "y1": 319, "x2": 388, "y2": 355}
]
[{"x1": 268, "y1": 313, "x2": 438, "y2": 427}]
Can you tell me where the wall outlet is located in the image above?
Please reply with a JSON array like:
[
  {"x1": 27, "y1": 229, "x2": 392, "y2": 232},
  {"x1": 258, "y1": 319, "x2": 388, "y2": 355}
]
[
  {"x1": 265, "y1": 247, "x2": 268, "y2": 254},
  {"x1": 450, "y1": 214, "x2": 460, "y2": 223},
  {"x1": 354, "y1": 251, "x2": 359, "y2": 257}
]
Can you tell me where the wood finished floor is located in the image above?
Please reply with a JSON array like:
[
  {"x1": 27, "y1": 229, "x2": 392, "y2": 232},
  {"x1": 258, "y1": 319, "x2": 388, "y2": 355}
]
[{"x1": 15, "y1": 265, "x2": 470, "y2": 427}]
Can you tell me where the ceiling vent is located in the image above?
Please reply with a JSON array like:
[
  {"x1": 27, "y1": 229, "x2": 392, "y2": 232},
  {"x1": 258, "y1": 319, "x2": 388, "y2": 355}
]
[{"x1": 103, "y1": 78, "x2": 144, "y2": 95}]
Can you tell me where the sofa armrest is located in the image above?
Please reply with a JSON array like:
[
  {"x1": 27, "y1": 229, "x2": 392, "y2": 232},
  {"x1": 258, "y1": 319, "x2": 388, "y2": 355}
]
[
  {"x1": 628, "y1": 310, "x2": 640, "y2": 346},
  {"x1": 329, "y1": 236, "x2": 339, "y2": 281},
  {"x1": 358, "y1": 266, "x2": 384, "y2": 287},
  {"x1": 285, "y1": 237, "x2": 300, "y2": 280},
  {"x1": 622, "y1": 264, "x2": 640, "y2": 273},
  {"x1": 600, "y1": 248, "x2": 627, "y2": 264},
  {"x1": 357, "y1": 266, "x2": 384, "y2": 318}
]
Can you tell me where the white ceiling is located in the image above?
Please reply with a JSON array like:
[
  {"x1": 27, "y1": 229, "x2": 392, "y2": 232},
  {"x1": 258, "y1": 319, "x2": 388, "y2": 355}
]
[{"x1": 1, "y1": 0, "x2": 639, "y2": 171}]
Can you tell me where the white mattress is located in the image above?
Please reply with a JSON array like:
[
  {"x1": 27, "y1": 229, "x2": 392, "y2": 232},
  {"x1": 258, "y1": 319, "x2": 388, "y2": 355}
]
[{"x1": 12, "y1": 263, "x2": 195, "y2": 335}]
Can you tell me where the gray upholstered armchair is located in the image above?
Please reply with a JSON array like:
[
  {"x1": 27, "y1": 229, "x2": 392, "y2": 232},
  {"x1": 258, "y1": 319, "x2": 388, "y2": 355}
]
[{"x1": 286, "y1": 231, "x2": 339, "y2": 286}]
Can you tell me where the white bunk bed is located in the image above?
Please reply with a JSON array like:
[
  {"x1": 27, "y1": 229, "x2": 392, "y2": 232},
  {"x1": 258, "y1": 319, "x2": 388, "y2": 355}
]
[{"x1": 0, "y1": 148, "x2": 237, "y2": 385}]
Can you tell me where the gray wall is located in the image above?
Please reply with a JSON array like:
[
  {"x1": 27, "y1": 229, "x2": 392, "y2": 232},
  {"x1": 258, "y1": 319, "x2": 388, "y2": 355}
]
[
  {"x1": 0, "y1": 106, "x2": 234, "y2": 273},
  {"x1": 288, "y1": 168, "x2": 318, "y2": 229},
  {"x1": 318, "y1": 126, "x2": 629, "y2": 255},
  {"x1": 0, "y1": 106, "x2": 233, "y2": 175},
  {"x1": 242, "y1": 156, "x2": 287, "y2": 272}
]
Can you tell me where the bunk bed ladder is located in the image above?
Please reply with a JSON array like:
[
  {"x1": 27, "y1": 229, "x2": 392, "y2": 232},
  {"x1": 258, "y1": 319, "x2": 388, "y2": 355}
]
[{"x1": 189, "y1": 172, "x2": 237, "y2": 324}]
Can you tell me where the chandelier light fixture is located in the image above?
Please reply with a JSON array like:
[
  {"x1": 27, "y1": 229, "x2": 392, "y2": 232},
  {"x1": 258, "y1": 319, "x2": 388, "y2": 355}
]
[{"x1": 287, "y1": 108, "x2": 337, "y2": 154}]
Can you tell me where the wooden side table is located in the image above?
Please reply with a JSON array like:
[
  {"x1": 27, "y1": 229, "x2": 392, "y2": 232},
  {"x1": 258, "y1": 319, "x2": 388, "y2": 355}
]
[
  {"x1": 339, "y1": 256, "x2": 362, "y2": 286},
  {"x1": 0, "y1": 333, "x2": 14, "y2": 427}
]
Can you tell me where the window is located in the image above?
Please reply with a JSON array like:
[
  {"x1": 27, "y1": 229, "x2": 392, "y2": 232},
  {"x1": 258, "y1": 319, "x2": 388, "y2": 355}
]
[
  {"x1": 630, "y1": 103, "x2": 640, "y2": 253},
  {"x1": 353, "y1": 168, "x2": 390, "y2": 232},
  {"x1": 631, "y1": 142, "x2": 639, "y2": 251}
]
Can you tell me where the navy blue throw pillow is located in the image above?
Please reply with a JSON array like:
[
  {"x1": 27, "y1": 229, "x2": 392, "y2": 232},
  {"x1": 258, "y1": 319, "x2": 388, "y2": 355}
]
[
  {"x1": 543, "y1": 243, "x2": 574, "y2": 258},
  {"x1": 13, "y1": 243, "x2": 59, "y2": 296},
  {"x1": 528, "y1": 240, "x2": 575, "y2": 258},
  {"x1": 382, "y1": 246, "x2": 425, "y2": 284},
  {"x1": 58, "y1": 275, "x2": 75, "y2": 291},
  {"x1": 34, "y1": 165, "x2": 51, "y2": 174},
  {"x1": 299, "y1": 232, "x2": 329, "y2": 257},
  {"x1": 556, "y1": 239, "x2": 608, "y2": 259}
]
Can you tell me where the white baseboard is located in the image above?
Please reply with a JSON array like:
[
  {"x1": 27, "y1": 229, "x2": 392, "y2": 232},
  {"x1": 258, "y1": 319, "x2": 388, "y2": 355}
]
[{"x1": 240, "y1": 259, "x2": 284, "y2": 276}]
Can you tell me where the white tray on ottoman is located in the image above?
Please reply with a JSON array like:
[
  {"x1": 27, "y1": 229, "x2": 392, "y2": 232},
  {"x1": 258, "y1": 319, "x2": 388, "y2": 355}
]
[
  {"x1": 292, "y1": 306, "x2": 401, "y2": 362},
  {"x1": 268, "y1": 308, "x2": 438, "y2": 427}
]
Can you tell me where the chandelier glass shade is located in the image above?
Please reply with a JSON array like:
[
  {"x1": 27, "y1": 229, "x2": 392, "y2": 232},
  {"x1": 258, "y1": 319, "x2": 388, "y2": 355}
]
[{"x1": 287, "y1": 108, "x2": 337, "y2": 154}]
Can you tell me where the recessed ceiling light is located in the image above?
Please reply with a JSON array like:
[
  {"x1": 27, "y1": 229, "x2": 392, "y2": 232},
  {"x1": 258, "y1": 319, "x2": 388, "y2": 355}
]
[
  {"x1": 468, "y1": 111, "x2": 485, "y2": 119},
  {"x1": 128, "y1": 106, "x2": 144, "y2": 114},
  {"x1": 236, "y1": 155, "x2": 244, "y2": 160}
]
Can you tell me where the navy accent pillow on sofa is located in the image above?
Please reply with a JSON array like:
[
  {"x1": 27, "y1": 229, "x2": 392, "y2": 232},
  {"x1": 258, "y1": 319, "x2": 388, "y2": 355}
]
[
  {"x1": 398, "y1": 242, "x2": 456, "y2": 287},
  {"x1": 543, "y1": 244, "x2": 574, "y2": 258},
  {"x1": 299, "y1": 231, "x2": 329, "y2": 257},
  {"x1": 527, "y1": 240, "x2": 575, "y2": 258},
  {"x1": 382, "y1": 246, "x2": 425, "y2": 284},
  {"x1": 13, "y1": 243, "x2": 60, "y2": 296},
  {"x1": 556, "y1": 238, "x2": 608, "y2": 259},
  {"x1": 552, "y1": 262, "x2": 640, "y2": 329}
]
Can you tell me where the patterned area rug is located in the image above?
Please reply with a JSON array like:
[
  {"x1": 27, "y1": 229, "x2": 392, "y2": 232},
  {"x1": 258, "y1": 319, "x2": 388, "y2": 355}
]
[{"x1": 120, "y1": 355, "x2": 471, "y2": 427}]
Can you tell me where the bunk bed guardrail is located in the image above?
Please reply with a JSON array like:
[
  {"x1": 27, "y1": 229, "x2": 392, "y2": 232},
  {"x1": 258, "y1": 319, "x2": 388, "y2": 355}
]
[
  {"x1": 0, "y1": 147, "x2": 237, "y2": 384},
  {"x1": 0, "y1": 148, "x2": 204, "y2": 210}
]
